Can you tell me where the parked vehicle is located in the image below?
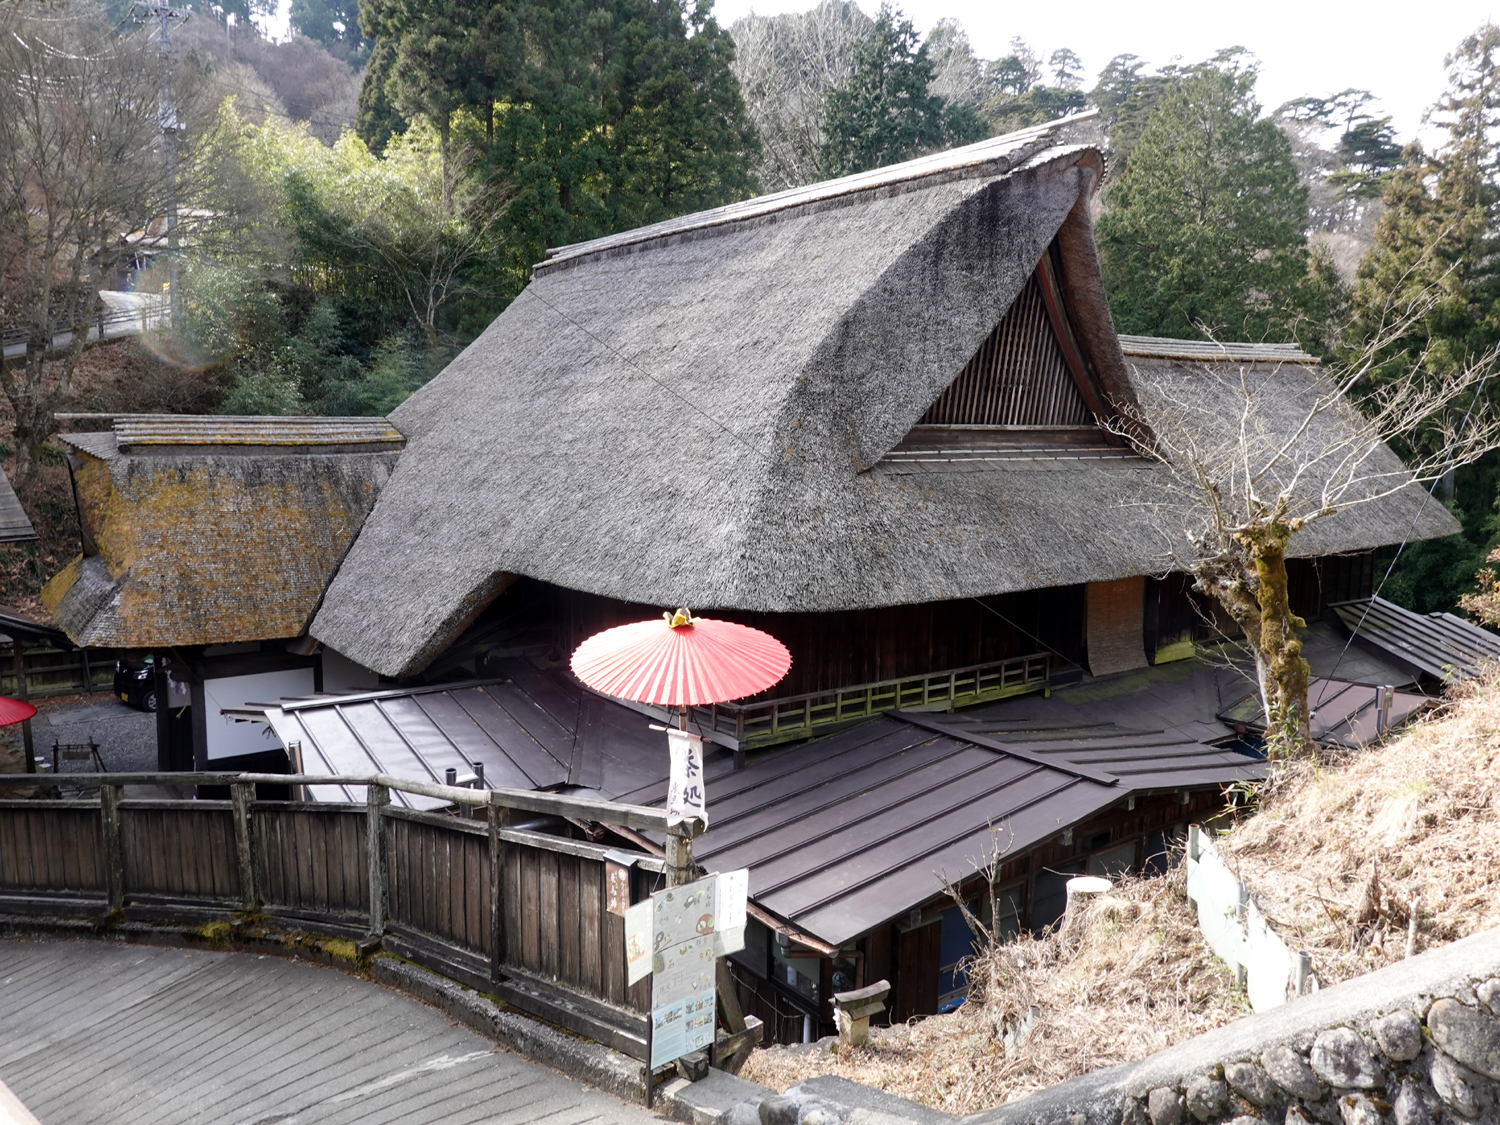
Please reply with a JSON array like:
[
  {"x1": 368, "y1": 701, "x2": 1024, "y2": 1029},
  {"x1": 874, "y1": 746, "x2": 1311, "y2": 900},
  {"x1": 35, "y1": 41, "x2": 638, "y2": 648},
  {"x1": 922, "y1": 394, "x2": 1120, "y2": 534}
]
[{"x1": 114, "y1": 656, "x2": 156, "y2": 712}]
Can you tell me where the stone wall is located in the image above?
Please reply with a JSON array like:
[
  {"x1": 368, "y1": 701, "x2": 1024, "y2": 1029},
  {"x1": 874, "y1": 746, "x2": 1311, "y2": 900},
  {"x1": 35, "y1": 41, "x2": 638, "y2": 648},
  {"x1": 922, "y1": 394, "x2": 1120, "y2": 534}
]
[{"x1": 962, "y1": 928, "x2": 1500, "y2": 1125}]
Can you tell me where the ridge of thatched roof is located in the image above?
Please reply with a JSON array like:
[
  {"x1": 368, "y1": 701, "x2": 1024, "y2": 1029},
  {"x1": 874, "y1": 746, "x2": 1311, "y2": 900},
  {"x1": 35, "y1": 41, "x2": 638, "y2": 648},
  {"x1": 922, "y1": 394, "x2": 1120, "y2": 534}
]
[
  {"x1": 537, "y1": 115, "x2": 1090, "y2": 271},
  {"x1": 310, "y1": 130, "x2": 1454, "y2": 680},
  {"x1": 43, "y1": 424, "x2": 403, "y2": 648},
  {"x1": 1117, "y1": 336, "x2": 1317, "y2": 364}
]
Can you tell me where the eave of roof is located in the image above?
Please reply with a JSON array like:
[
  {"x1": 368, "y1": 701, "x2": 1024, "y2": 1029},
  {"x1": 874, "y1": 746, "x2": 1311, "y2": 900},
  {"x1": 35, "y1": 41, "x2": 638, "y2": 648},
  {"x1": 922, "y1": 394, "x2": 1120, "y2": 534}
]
[{"x1": 1331, "y1": 595, "x2": 1500, "y2": 681}]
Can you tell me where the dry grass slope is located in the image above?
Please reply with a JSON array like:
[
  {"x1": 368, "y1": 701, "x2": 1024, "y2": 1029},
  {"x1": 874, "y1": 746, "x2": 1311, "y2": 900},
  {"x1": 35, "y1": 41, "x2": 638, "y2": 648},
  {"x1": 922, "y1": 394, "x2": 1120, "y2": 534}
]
[
  {"x1": 1217, "y1": 668, "x2": 1500, "y2": 983},
  {"x1": 743, "y1": 670, "x2": 1500, "y2": 1116},
  {"x1": 743, "y1": 865, "x2": 1244, "y2": 1115}
]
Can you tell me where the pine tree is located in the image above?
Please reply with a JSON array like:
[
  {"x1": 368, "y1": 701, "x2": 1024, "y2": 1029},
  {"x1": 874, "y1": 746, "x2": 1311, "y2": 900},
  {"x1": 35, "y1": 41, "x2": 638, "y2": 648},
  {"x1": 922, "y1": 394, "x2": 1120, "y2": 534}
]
[
  {"x1": 1349, "y1": 24, "x2": 1500, "y2": 613},
  {"x1": 1095, "y1": 52, "x2": 1311, "y2": 342},
  {"x1": 819, "y1": 3, "x2": 985, "y2": 178}
]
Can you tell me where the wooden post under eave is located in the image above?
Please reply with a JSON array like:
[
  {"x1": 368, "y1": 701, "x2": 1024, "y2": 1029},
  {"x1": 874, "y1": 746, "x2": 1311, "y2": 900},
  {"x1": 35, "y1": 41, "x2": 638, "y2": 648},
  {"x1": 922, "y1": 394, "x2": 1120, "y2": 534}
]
[
  {"x1": 12, "y1": 639, "x2": 33, "y2": 774},
  {"x1": 231, "y1": 781, "x2": 258, "y2": 911},
  {"x1": 366, "y1": 782, "x2": 389, "y2": 937},
  {"x1": 100, "y1": 783, "x2": 124, "y2": 913},
  {"x1": 488, "y1": 796, "x2": 508, "y2": 984}
]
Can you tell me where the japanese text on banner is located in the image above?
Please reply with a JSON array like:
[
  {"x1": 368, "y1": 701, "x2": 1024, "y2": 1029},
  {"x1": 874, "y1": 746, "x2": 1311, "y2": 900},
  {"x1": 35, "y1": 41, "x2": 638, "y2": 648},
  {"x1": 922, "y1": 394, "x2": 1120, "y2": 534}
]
[{"x1": 666, "y1": 729, "x2": 708, "y2": 829}]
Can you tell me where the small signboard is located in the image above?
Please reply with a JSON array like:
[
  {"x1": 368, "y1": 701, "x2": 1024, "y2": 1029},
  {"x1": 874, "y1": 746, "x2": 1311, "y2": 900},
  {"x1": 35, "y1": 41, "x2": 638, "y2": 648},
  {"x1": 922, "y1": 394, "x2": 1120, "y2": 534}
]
[
  {"x1": 625, "y1": 899, "x2": 652, "y2": 984},
  {"x1": 605, "y1": 861, "x2": 632, "y2": 917}
]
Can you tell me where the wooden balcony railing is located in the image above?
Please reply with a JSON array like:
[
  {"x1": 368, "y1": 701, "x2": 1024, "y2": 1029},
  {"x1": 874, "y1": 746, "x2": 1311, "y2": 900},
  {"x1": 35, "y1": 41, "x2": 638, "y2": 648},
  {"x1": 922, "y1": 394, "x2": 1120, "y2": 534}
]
[{"x1": 638, "y1": 652, "x2": 1052, "y2": 749}]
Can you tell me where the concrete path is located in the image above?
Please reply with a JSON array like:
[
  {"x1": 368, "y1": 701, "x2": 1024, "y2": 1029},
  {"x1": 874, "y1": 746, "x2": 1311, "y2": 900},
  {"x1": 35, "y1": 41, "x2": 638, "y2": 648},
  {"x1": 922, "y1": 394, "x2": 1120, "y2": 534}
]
[{"x1": 0, "y1": 939, "x2": 663, "y2": 1124}]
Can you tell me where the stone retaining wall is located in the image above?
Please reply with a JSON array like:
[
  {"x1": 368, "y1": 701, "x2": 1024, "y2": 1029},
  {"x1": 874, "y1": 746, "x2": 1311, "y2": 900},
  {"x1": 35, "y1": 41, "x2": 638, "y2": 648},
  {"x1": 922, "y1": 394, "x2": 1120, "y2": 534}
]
[{"x1": 962, "y1": 927, "x2": 1500, "y2": 1125}]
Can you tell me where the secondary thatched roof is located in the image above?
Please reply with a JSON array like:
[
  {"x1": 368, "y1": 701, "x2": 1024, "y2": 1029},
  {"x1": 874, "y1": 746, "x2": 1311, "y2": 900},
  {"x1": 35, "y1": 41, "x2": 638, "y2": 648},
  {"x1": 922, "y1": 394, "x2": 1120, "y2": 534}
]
[
  {"x1": 311, "y1": 126, "x2": 1455, "y2": 679},
  {"x1": 43, "y1": 416, "x2": 402, "y2": 648}
]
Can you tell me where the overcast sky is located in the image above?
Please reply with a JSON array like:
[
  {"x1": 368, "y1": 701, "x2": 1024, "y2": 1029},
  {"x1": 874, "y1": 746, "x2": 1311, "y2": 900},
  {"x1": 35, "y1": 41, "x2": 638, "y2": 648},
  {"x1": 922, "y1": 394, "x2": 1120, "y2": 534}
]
[{"x1": 264, "y1": 0, "x2": 1495, "y2": 144}]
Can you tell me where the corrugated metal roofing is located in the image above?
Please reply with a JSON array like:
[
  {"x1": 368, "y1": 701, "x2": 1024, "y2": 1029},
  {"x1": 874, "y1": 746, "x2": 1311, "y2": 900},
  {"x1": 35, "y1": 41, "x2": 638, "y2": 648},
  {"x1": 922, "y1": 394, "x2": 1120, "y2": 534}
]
[
  {"x1": 56, "y1": 431, "x2": 120, "y2": 461},
  {"x1": 615, "y1": 716, "x2": 1127, "y2": 946},
  {"x1": 928, "y1": 714, "x2": 1268, "y2": 792},
  {"x1": 1118, "y1": 336, "x2": 1317, "y2": 363},
  {"x1": 252, "y1": 659, "x2": 680, "y2": 811},
  {"x1": 242, "y1": 655, "x2": 1263, "y2": 945},
  {"x1": 1331, "y1": 596, "x2": 1500, "y2": 682},
  {"x1": 1218, "y1": 676, "x2": 1431, "y2": 749},
  {"x1": 0, "y1": 467, "x2": 36, "y2": 543}
]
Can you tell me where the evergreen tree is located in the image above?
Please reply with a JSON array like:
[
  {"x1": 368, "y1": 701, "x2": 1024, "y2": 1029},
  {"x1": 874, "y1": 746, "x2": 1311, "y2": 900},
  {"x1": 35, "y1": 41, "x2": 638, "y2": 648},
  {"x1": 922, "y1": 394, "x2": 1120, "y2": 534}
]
[
  {"x1": 1095, "y1": 52, "x2": 1312, "y2": 342},
  {"x1": 819, "y1": 3, "x2": 985, "y2": 177},
  {"x1": 1349, "y1": 24, "x2": 1500, "y2": 613},
  {"x1": 290, "y1": 0, "x2": 371, "y2": 62}
]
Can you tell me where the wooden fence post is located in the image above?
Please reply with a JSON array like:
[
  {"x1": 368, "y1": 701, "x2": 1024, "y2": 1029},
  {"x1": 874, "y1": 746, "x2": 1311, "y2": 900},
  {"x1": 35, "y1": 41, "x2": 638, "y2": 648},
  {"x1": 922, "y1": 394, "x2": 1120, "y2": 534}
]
[
  {"x1": 231, "y1": 781, "x2": 258, "y2": 911},
  {"x1": 100, "y1": 783, "x2": 124, "y2": 913},
  {"x1": 488, "y1": 794, "x2": 508, "y2": 984},
  {"x1": 367, "y1": 782, "x2": 389, "y2": 938}
]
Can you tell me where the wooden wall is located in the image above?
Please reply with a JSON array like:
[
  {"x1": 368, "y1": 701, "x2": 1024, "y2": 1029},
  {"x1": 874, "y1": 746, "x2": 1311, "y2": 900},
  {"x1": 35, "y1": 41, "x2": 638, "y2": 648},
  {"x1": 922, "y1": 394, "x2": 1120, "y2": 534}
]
[{"x1": 539, "y1": 582, "x2": 1087, "y2": 700}]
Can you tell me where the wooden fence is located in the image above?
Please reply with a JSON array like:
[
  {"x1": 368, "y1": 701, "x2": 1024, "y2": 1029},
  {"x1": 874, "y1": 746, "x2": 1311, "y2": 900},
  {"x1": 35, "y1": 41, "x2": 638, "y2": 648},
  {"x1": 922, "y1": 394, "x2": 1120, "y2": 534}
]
[
  {"x1": 0, "y1": 771, "x2": 672, "y2": 1059},
  {"x1": 0, "y1": 645, "x2": 116, "y2": 699}
]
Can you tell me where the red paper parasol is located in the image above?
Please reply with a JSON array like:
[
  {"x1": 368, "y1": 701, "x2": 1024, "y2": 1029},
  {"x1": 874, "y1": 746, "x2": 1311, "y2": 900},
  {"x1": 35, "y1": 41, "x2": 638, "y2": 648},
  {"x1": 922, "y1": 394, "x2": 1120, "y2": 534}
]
[
  {"x1": 571, "y1": 608, "x2": 791, "y2": 706},
  {"x1": 0, "y1": 696, "x2": 37, "y2": 726}
]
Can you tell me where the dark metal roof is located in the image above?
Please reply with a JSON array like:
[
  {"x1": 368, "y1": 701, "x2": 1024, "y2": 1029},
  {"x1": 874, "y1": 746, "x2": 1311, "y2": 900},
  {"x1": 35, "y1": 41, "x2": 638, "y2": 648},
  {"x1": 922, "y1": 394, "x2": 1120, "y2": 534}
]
[
  {"x1": 1331, "y1": 596, "x2": 1500, "y2": 682},
  {"x1": 242, "y1": 654, "x2": 1263, "y2": 946},
  {"x1": 929, "y1": 714, "x2": 1267, "y2": 792},
  {"x1": 614, "y1": 716, "x2": 1126, "y2": 947},
  {"x1": 0, "y1": 468, "x2": 36, "y2": 543},
  {"x1": 252, "y1": 659, "x2": 682, "y2": 810},
  {"x1": 1218, "y1": 677, "x2": 1431, "y2": 749}
]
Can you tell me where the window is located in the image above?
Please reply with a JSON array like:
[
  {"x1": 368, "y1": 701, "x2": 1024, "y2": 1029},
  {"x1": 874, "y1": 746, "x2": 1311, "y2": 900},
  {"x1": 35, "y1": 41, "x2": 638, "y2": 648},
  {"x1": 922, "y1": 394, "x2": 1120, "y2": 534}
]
[
  {"x1": 771, "y1": 942, "x2": 820, "y2": 1003},
  {"x1": 937, "y1": 904, "x2": 978, "y2": 1012},
  {"x1": 1033, "y1": 861, "x2": 1085, "y2": 930},
  {"x1": 1087, "y1": 841, "x2": 1138, "y2": 878}
]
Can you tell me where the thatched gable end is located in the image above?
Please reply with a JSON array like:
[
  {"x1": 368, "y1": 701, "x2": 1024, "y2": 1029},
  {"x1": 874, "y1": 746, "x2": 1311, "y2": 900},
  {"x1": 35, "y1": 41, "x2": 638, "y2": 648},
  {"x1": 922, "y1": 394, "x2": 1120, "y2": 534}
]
[{"x1": 44, "y1": 417, "x2": 402, "y2": 648}]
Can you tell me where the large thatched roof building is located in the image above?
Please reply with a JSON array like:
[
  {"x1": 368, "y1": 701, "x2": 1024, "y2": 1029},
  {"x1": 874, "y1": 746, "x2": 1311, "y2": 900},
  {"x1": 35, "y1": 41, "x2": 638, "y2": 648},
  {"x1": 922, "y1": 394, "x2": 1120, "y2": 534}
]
[{"x1": 309, "y1": 126, "x2": 1453, "y2": 680}]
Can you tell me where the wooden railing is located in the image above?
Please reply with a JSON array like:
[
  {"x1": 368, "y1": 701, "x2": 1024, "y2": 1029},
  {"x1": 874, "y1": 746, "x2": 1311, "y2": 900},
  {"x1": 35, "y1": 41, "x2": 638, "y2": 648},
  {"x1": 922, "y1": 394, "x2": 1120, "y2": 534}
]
[
  {"x1": 667, "y1": 652, "x2": 1052, "y2": 749},
  {"x1": 0, "y1": 772, "x2": 673, "y2": 1060}
]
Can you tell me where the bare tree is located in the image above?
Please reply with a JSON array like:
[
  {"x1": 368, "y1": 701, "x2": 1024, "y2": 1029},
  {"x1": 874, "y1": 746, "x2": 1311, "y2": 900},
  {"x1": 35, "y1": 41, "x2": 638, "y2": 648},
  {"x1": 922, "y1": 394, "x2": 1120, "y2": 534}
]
[
  {"x1": 0, "y1": 0, "x2": 230, "y2": 488},
  {"x1": 729, "y1": 0, "x2": 873, "y2": 192},
  {"x1": 1113, "y1": 299, "x2": 1500, "y2": 758}
]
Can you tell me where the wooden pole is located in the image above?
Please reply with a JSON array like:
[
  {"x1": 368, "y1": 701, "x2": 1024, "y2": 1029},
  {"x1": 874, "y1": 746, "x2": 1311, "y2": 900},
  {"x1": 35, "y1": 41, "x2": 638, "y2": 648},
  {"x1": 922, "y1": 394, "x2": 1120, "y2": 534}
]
[
  {"x1": 100, "y1": 783, "x2": 124, "y2": 914},
  {"x1": 367, "y1": 781, "x2": 389, "y2": 938},
  {"x1": 488, "y1": 795, "x2": 507, "y2": 985},
  {"x1": 231, "y1": 781, "x2": 258, "y2": 911},
  {"x1": 12, "y1": 639, "x2": 33, "y2": 774}
]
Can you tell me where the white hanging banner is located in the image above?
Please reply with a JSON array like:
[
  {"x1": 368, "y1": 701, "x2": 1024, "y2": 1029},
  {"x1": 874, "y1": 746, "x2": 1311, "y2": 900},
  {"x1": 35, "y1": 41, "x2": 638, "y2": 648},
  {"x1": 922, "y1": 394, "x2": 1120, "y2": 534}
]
[{"x1": 666, "y1": 729, "x2": 708, "y2": 829}]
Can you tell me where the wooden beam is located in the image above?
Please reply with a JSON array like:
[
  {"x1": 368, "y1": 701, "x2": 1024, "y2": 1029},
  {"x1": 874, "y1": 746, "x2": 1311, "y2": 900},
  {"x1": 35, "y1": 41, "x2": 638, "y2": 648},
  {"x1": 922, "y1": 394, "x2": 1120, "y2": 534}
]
[
  {"x1": 366, "y1": 782, "x2": 389, "y2": 938},
  {"x1": 99, "y1": 784, "x2": 124, "y2": 914}
]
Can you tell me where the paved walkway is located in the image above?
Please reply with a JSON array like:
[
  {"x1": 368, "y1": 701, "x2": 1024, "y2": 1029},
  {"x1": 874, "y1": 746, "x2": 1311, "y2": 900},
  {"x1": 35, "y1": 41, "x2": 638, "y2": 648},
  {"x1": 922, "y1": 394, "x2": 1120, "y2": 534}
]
[{"x1": 0, "y1": 939, "x2": 662, "y2": 1124}]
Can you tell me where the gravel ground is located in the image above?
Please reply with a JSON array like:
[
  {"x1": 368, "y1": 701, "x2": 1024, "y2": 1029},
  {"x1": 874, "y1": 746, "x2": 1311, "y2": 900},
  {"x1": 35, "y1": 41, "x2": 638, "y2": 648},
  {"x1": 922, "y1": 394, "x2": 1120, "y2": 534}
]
[{"x1": 30, "y1": 691, "x2": 157, "y2": 775}]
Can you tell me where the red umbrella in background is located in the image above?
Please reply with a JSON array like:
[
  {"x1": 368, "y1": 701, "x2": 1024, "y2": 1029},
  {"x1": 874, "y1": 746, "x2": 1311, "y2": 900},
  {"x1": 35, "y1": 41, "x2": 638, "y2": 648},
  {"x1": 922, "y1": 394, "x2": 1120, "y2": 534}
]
[
  {"x1": 571, "y1": 608, "x2": 791, "y2": 708},
  {"x1": 0, "y1": 697, "x2": 37, "y2": 727}
]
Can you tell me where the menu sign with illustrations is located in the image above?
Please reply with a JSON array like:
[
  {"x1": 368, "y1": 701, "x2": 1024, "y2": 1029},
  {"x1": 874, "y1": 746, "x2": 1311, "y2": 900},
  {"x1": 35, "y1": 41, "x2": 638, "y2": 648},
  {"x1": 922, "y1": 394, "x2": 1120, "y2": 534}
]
[{"x1": 641, "y1": 869, "x2": 752, "y2": 1066}]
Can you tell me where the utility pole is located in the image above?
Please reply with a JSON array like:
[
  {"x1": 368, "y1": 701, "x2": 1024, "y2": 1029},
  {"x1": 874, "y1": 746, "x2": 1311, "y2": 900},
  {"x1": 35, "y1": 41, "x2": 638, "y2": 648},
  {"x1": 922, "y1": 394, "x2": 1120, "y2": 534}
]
[{"x1": 130, "y1": 2, "x2": 190, "y2": 331}]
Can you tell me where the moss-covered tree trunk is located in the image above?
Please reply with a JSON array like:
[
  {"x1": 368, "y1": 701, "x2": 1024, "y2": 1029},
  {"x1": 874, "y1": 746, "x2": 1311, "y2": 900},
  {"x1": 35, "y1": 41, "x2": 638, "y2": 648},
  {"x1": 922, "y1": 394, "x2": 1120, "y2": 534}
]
[{"x1": 1192, "y1": 517, "x2": 1313, "y2": 760}]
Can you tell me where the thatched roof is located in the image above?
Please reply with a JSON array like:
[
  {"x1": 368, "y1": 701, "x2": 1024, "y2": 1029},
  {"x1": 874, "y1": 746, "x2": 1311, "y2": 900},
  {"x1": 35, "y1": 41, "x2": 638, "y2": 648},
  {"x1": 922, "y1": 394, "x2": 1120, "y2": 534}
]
[
  {"x1": 311, "y1": 126, "x2": 1455, "y2": 679},
  {"x1": 43, "y1": 416, "x2": 402, "y2": 648}
]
